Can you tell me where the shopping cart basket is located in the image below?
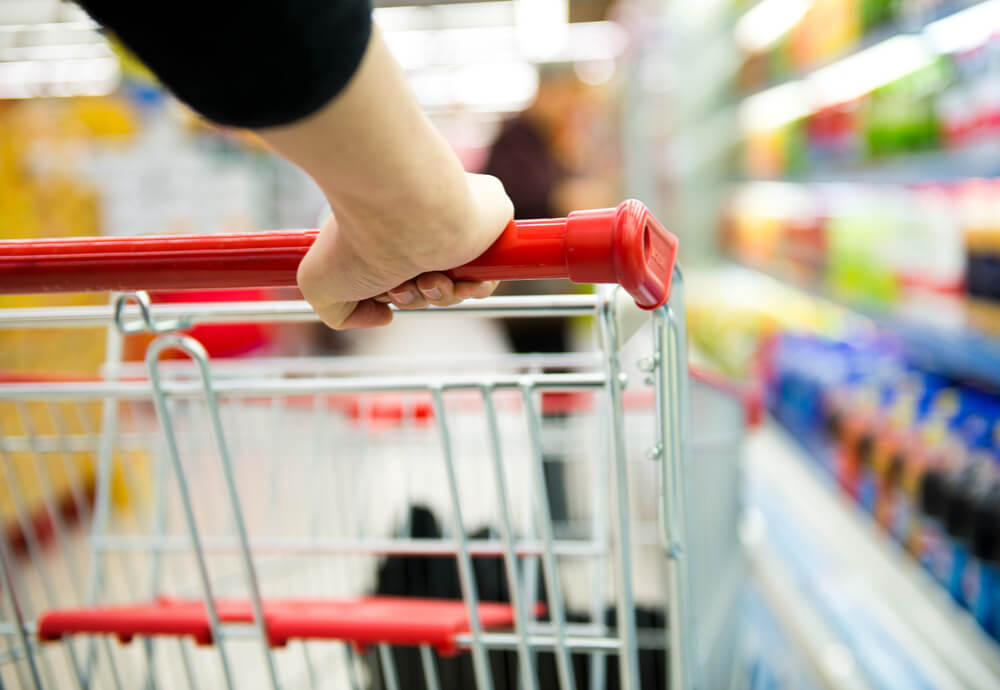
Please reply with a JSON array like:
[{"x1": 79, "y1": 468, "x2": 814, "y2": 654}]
[{"x1": 0, "y1": 200, "x2": 748, "y2": 689}]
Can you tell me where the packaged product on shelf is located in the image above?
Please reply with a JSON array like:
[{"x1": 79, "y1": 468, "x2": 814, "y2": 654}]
[
  {"x1": 826, "y1": 184, "x2": 904, "y2": 304},
  {"x1": 904, "y1": 184, "x2": 966, "y2": 294},
  {"x1": 913, "y1": 391, "x2": 996, "y2": 595},
  {"x1": 887, "y1": 385, "x2": 960, "y2": 547},
  {"x1": 685, "y1": 267, "x2": 846, "y2": 377},
  {"x1": 791, "y1": 0, "x2": 862, "y2": 73},
  {"x1": 927, "y1": 448, "x2": 996, "y2": 609},
  {"x1": 960, "y1": 178, "x2": 1000, "y2": 305},
  {"x1": 936, "y1": 32, "x2": 1000, "y2": 148},
  {"x1": 862, "y1": 0, "x2": 900, "y2": 30},
  {"x1": 866, "y1": 376, "x2": 923, "y2": 524},
  {"x1": 969, "y1": 477, "x2": 1000, "y2": 639},
  {"x1": 862, "y1": 58, "x2": 949, "y2": 159},
  {"x1": 744, "y1": 118, "x2": 810, "y2": 179},
  {"x1": 913, "y1": 418, "x2": 966, "y2": 583},
  {"x1": 807, "y1": 99, "x2": 864, "y2": 165}
]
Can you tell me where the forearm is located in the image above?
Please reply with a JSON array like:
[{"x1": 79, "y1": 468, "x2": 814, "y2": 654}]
[
  {"x1": 79, "y1": 1, "x2": 511, "y2": 329},
  {"x1": 257, "y1": 29, "x2": 474, "y2": 263}
]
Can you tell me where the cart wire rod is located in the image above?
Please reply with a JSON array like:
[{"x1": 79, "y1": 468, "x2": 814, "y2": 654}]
[
  {"x1": 147, "y1": 334, "x2": 281, "y2": 689},
  {"x1": 453, "y1": 627, "x2": 670, "y2": 651},
  {"x1": 521, "y1": 384, "x2": 577, "y2": 690},
  {"x1": 113, "y1": 351, "x2": 604, "y2": 378},
  {"x1": 598, "y1": 295, "x2": 641, "y2": 690},
  {"x1": 0, "y1": 295, "x2": 603, "y2": 330},
  {"x1": 0, "y1": 428, "x2": 755, "y2": 455},
  {"x1": 480, "y1": 385, "x2": 539, "y2": 690},
  {"x1": 91, "y1": 535, "x2": 608, "y2": 557},
  {"x1": 430, "y1": 385, "x2": 494, "y2": 690},
  {"x1": 0, "y1": 371, "x2": 608, "y2": 400}
]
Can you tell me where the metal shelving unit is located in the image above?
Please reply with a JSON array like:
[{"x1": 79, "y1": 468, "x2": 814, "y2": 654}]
[{"x1": 735, "y1": 261, "x2": 1000, "y2": 390}]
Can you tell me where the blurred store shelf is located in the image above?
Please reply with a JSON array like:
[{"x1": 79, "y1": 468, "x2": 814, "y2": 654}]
[
  {"x1": 733, "y1": 261, "x2": 1000, "y2": 390},
  {"x1": 0, "y1": 0, "x2": 118, "y2": 99},
  {"x1": 736, "y1": 1, "x2": 1000, "y2": 173},
  {"x1": 745, "y1": 422, "x2": 1000, "y2": 690},
  {"x1": 743, "y1": 140, "x2": 1000, "y2": 184},
  {"x1": 737, "y1": 0, "x2": 982, "y2": 100}
]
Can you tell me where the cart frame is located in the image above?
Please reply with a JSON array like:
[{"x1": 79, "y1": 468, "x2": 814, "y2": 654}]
[{"x1": 0, "y1": 265, "x2": 744, "y2": 690}]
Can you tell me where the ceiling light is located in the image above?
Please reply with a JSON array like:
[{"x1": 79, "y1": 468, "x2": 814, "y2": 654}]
[
  {"x1": 808, "y1": 34, "x2": 934, "y2": 108},
  {"x1": 514, "y1": 0, "x2": 568, "y2": 62},
  {"x1": 735, "y1": 0, "x2": 813, "y2": 53},
  {"x1": 924, "y1": 0, "x2": 1000, "y2": 55},
  {"x1": 0, "y1": 56, "x2": 119, "y2": 99},
  {"x1": 740, "y1": 80, "x2": 810, "y2": 131}
]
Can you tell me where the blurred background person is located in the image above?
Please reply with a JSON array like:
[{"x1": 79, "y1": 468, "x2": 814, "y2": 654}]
[{"x1": 484, "y1": 62, "x2": 618, "y2": 354}]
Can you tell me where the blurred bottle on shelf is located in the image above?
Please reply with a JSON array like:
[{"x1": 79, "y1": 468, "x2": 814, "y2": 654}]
[
  {"x1": 863, "y1": 58, "x2": 949, "y2": 158},
  {"x1": 862, "y1": 0, "x2": 901, "y2": 29},
  {"x1": 758, "y1": 330, "x2": 1000, "y2": 641},
  {"x1": 969, "y1": 476, "x2": 1000, "y2": 637},
  {"x1": 808, "y1": 99, "x2": 864, "y2": 165},
  {"x1": 937, "y1": 33, "x2": 1000, "y2": 147},
  {"x1": 961, "y1": 178, "x2": 1000, "y2": 305},
  {"x1": 826, "y1": 184, "x2": 903, "y2": 304}
]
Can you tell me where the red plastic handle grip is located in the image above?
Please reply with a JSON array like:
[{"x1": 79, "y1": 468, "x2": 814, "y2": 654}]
[{"x1": 0, "y1": 199, "x2": 677, "y2": 309}]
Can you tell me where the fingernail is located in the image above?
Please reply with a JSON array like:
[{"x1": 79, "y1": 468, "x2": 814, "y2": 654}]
[
  {"x1": 391, "y1": 289, "x2": 415, "y2": 305},
  {"x1": 423, "y1": 286, "x2": 442, "y2": 300}
]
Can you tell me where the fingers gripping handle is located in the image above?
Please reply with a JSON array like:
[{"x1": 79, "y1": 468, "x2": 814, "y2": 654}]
[{"x1": 0, "y1": 200, "x2": 678, "y2": 309}]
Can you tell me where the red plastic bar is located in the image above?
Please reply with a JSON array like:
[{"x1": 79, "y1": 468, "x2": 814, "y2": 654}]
[
  {"x1": 0, "y1": 200, "x2": 677, "y2": 309},
  {"x1": 37, "y1": 596, "x2": 544, "y2": 656}
]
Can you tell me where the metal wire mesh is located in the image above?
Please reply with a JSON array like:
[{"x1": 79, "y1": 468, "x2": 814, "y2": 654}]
[{"x1": 0, "y1": 283, "x2": 745, "y2": 690}]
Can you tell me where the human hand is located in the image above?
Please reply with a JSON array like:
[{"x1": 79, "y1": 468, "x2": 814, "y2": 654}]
[{"x1": 297, "y1": 172, "x2": 513, "y2": 329}]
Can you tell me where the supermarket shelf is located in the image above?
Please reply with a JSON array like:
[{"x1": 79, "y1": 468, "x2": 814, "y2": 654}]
[
  {"x1": 738, "y1": 0, "x2": 983, "y2": 101},
  {"x1": 741, "y1": 139, "x2": 1000, "y2": 185},
  {"x1": 744, "y1": 423, "x2": 1000, "y2": 689},
  {"x1": 735, "y1": 260, "x2": 1000, "y2": 390}
]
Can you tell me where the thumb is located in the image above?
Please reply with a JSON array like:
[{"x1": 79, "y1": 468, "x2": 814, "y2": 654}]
[
  {"x1": 297, "y1": 215, "x2": 394, "y2": 329},
  {"x1": 464, "y1": 173, "x2": 514, "y2": 253},
  {"x1": 317, "y1": 298, "x2": 393, "y2": 330}
]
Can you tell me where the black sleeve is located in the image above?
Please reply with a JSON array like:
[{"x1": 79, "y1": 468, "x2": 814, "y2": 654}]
[{"x1": 78, "y1": 1, "x2": 373, "y2": 129}]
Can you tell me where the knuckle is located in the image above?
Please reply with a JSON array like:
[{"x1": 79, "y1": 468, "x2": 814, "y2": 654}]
[{"x1": 296, "y1": 253, "x2": 326, "y2": 304}]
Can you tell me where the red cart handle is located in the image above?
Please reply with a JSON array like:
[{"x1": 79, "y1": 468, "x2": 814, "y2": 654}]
[{"x1": 0, "y1": 200, "x2": 677, "y2": 309}]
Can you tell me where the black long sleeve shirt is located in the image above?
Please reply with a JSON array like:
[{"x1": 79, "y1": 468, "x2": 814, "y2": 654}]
[{"x1": 78, "y1": 1, "x2": 373, "y2": 129}]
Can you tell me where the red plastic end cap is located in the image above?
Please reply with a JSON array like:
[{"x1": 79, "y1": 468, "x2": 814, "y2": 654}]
[
  {"x1": 564, "y1": 200, "x2": 678, "y2": 310},
  {"x1": 612, "y1": 200, "x2": 677, "y2": 310}
]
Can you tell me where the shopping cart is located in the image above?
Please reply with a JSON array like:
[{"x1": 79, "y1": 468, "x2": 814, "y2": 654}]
[{"x1": 0, "y1": 200, "x2": 748, "y2": 690}]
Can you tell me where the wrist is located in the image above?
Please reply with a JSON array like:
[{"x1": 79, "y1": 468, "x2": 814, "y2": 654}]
[{"x1": 326, "y1": 171, "x2": 481, "y2": 268}]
